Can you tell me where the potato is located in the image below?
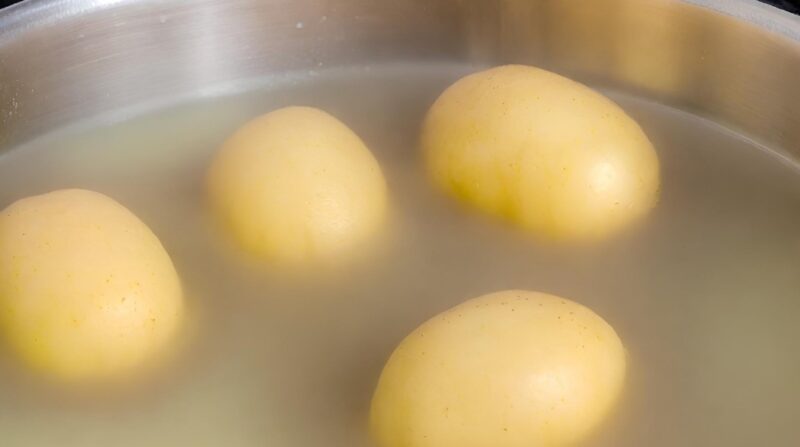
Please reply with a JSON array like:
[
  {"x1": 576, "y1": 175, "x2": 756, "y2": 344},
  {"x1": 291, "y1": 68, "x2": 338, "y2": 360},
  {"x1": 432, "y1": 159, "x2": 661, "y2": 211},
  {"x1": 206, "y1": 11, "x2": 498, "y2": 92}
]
[
  {"x1": 0, "y1": 189, "x2": 183, "y2": 382},
  {"x1": 370, "y1": 290, "x2": 626, "y2": 447},
  {"x1": 423, "y1": 65, "x2": 660, "y2": 241},
  {"x1": 207, "y1": 106, "x2": 388, "y2": 263}
]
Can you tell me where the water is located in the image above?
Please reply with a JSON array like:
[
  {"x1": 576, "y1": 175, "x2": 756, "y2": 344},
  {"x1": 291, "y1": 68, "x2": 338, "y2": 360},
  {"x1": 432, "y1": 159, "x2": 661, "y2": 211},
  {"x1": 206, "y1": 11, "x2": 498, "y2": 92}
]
[{"x1": 0, "y1": 63, "x2": 799, "y2": 447}]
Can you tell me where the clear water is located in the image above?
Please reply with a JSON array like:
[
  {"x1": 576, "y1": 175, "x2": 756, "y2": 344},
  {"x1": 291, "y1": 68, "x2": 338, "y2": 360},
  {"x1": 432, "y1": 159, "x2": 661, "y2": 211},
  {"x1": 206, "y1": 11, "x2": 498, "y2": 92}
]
[{"x1": 0, "y1": 63, "x2": 799, "y2": 447}]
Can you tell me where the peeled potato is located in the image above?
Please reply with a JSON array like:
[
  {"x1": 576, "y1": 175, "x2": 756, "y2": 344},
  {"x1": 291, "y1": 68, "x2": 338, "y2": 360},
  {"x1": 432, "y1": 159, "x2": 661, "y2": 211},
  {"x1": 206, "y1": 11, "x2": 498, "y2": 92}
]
[
  {"x1": 370, "y1": 290, "x2": 626, "y2": 447},
  {"x1": 0, "y1": 189, "x2": 183, "y2": 382},
  {"x1": 207, "y1": 106, "x2": 388, "y2": 263},
  {"x1": 423, "y1": 65, "x2": 660, "y2": 241}
]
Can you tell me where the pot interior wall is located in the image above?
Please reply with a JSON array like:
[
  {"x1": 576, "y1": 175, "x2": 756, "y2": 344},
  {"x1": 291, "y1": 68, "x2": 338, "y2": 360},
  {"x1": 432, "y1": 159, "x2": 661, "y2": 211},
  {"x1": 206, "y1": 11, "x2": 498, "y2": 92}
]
[{"x1": 0, "y1": 0, "x2": 799, "y2": 158}]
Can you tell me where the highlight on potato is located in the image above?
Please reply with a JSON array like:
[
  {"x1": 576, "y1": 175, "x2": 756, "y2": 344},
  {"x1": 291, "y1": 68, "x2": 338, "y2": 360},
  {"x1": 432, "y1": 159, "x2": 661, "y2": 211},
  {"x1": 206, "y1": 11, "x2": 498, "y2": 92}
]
[
  {"x1": 370, "y1": 290, "x2": 627, "y2": 447},
  {"x1": 207, "y1": 106, "x2": 388, "y2": 264},
  {"x1": 423, "y1": 64, "x2": 660, "y2": 242},
  {"x1": 0, "y1": 189, "x2": 184, "y2": 383}
]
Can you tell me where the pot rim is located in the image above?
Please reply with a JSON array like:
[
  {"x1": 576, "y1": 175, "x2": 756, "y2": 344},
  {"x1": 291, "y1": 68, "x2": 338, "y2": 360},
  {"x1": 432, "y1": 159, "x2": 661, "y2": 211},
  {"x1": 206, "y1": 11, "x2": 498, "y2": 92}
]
[{"x1": 1, "y1": 0, "x2": 798, "y2": 44}]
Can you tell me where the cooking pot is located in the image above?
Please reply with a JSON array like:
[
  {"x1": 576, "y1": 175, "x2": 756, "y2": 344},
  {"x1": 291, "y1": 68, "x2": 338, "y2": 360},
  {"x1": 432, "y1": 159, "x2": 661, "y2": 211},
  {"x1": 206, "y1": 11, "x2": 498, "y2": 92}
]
[{"x1": 0, "y1": 1, "x2": 798, "y2": 446}]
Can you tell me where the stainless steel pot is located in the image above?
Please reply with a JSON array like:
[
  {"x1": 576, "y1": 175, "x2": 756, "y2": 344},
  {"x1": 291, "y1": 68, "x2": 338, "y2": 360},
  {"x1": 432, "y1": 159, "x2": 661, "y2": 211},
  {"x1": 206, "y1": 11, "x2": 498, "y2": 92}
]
[
  {"x1": 0, "y1": 1, "x2": 799, "y2": 446},
  {"x1": 1, "y1": 0, "x2": 799, "y2": 157}
]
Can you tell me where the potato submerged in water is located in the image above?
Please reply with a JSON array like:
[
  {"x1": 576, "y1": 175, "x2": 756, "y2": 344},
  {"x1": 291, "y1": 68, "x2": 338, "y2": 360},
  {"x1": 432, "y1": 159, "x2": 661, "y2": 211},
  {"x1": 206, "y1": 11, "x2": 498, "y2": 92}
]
[
  {"x1": 423, "y1": 65, "x2": 660, "y2": 242},
  {"x1": 370, "y1": 290, "x2": 626, "y2": 447},
  {"x1": 207, "y1": 106, "x2": 388, "y2": 263},
  {"x1": 0, "y1": 189, "x2": 183, "y2": 382}
]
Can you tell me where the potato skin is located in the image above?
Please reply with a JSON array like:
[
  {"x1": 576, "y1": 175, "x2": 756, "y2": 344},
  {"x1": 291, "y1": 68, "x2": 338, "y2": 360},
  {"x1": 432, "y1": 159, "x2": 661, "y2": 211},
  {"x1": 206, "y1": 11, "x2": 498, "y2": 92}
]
[
  {"x1": 370, "y1": 290, "x2": 626, "y2": 447},
  {"x1": 423, "y1": 65, "x2": 660, "y2": 242},
  {"x1": 0, "y1": 189, "x2": 183, "y2": 382},
  {"x1": 207, "y1": 106, "x2": 387, "y2": 263}
]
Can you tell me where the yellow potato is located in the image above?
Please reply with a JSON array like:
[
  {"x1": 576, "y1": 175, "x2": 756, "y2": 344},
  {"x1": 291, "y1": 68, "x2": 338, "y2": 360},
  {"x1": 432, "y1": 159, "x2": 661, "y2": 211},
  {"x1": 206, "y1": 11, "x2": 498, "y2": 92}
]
[
  {"x1": 371, "y1": 290, "x2": 626, "y2": 447},
  {"x1": 207, "y1": 106, "x2": 388, "y2": 263},
  {"x1": 423, "y1": 65, "x2": 660, "y2": 241},
  {"x1": 0, "y1": 189, "x2": 183, "y2": 382}
]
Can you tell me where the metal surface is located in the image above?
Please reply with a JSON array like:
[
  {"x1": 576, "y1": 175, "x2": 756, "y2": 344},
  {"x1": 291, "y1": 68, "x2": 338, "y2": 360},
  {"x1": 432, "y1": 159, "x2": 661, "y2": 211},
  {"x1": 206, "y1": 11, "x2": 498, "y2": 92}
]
[{"x1": 0, "y1": 0, "x2": 799, "y2": 158}]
